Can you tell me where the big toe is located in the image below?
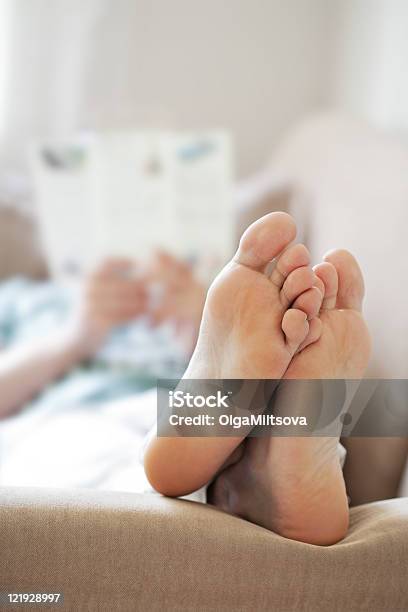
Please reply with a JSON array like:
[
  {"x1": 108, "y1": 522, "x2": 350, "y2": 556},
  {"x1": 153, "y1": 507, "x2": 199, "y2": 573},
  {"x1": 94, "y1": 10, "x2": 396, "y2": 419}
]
[
  {"x1": 324, "y1": 249, "x2": 365, "y2": 311},
  {"x1": 234, "y1": 212, "x2": 297, "y2": 271}
]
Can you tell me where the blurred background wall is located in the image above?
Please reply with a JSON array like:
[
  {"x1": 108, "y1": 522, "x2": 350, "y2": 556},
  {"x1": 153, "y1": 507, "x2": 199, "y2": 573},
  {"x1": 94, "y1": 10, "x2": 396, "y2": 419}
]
[
  {"x1": 331, "y1": 0, "x2": 408, "y2": 133},
  {"x1": 0, "y1": 0, "x2": 407, "y2": 197}
]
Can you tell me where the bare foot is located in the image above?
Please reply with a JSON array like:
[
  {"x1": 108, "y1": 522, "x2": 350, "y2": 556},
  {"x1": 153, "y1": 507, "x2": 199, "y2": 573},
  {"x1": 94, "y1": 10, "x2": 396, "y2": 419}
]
[
  {"x1": 185, "y1": 211, "x2": 323, "y2": 380},
  {"x1": 208, "y1": 250, "x2": 371, "y2": 545},
  {"x1": 144, "y1": 212, "x2": 323, "y2": 496}
]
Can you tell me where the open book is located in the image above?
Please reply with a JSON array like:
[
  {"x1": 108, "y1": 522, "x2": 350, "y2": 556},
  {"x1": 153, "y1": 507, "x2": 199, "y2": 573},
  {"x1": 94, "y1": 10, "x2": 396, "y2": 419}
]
[{"x1": 31, "y1": 131, "x2": 234, "y2": 283}]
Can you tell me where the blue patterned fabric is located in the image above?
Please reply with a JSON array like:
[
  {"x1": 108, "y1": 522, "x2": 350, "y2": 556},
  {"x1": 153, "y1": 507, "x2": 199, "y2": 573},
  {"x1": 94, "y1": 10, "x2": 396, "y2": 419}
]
[{"x1": 0, "y1": 277, "x2": 187, "y2": 410}]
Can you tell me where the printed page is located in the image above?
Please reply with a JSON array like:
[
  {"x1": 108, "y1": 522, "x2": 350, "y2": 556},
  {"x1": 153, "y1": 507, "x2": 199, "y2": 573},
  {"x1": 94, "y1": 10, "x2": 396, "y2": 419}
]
[{"x1": 32, "y1": 131, "x2": 234, "y2": 282}]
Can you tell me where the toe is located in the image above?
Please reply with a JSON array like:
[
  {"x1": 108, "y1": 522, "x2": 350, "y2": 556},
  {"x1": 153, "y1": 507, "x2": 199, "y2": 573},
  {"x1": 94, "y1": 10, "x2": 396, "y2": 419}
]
[
  {"x1": 280, "y1": 266, "x2": 314, "y2": 307},
  {"x1": 324, "y1": 249, "x2": 365, "y2": 311},
  {"x1": 234, "y1": 212, "x2": 297, "y2": 271},
  {"x1": 314, "y1": 262, "x2": 338, "y2": 310},
  {"x1": 292, "y1": 286, "x2": 323, "y2": 320},
  {"x1": 269, "y1": 243, "x2": 310, "y2": 288},
  {"x1": 282, "y1": 308, "x2": 309, "y2": 353},
  {"x1": 312, "y1": 274, "x2": 325, "y2": 297},
  {"x1": 296, "y1": 317, "x2": 323, "y2": 353}
]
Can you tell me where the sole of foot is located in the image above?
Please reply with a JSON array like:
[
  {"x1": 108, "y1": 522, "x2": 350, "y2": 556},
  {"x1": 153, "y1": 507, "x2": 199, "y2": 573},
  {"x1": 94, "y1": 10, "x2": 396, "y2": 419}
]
[
  {"x1": 208, "y1": 249, "x2": 371, "y2": 545},
  {"x1": 185, "y1": 211, "x2": 323, "y2": 380},
  {"x1": 144, "y1": 212, "x2": 325, "y2": 498}
]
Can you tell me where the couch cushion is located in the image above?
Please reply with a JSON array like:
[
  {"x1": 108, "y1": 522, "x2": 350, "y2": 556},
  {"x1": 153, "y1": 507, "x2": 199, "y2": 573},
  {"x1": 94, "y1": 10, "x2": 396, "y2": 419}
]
[{"x1": 1, "y1": 487, "x2": 407, "y2": 611}]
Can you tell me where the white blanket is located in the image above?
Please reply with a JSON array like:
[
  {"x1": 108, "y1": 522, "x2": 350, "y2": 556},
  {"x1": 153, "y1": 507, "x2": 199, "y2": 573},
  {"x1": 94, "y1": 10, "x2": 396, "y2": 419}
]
[{"x1": 0, "y1": 390, "x2": 156, "y2": 492}]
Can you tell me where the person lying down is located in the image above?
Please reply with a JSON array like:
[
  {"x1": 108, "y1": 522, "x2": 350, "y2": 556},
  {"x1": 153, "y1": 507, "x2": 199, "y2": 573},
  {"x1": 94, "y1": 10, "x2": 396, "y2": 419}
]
[{"x1": 144, "y1": 212, "x2": 371, "y2": 546}]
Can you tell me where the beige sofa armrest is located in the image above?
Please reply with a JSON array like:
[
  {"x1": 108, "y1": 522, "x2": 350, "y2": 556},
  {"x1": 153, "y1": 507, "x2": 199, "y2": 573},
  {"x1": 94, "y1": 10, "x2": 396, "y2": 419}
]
[
  {"x1": 1, "y1": 487, "x2": 407, "y2": 611},
  {"x1": 0, "y1": 207, "x2": 47, "y2": 280},
  {"x1": 235, "y1": 171, "x2": 291, "y2": 242}
]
